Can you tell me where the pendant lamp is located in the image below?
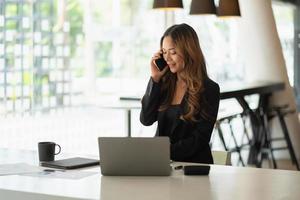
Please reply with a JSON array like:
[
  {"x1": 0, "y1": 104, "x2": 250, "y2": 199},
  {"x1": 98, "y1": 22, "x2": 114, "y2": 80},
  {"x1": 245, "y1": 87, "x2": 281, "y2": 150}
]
[
  {"x1": 153, "y1": 0, "x2": 183, "y2": 9},
  {"x1": 190, "y1": 0, "x2": 216, "y2": 15},
  {"x1": 218, "y1": 0, "x2": 241, "y2": 17}
]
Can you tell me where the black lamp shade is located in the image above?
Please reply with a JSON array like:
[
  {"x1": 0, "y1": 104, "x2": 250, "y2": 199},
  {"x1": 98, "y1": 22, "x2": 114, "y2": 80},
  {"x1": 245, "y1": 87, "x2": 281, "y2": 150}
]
[
  {"x1": 153, "y1": 0, "x2": 183, "y2": 9},
  {"x1": 218, "y1": 0, "x2": 241, "y2": 17},
  {"x1": 190, "y1": 0, "x2": 216, "y2": 15}
]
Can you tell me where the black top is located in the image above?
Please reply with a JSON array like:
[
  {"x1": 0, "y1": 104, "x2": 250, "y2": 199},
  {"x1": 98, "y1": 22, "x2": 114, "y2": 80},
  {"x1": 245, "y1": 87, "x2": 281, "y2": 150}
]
[
  {"x1": 140, "y1": 77, "x2": 220, "y2": 164},
  {"x1": 160, "y1": 105, "x2": 182, "y2": 137}
]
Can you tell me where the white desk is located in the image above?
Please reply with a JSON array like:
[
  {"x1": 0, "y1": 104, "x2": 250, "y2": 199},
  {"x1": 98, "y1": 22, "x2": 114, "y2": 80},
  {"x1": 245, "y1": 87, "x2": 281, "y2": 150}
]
[{"x1": 1, "y1": 148, "x2": 300, "y2": 200}]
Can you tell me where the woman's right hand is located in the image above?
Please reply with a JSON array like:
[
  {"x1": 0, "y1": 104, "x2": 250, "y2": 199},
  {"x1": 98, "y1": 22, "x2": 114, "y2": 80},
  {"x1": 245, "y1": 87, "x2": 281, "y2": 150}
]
[{"x1": 150, "y1": 51, "x2": 169, "y2": 83}]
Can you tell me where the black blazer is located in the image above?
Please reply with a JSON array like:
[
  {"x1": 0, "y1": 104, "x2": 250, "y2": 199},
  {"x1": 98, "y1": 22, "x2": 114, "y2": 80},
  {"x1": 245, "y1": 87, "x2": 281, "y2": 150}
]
[{"x1": 140, "y1": 77, "x2": 220, "y2": 164}]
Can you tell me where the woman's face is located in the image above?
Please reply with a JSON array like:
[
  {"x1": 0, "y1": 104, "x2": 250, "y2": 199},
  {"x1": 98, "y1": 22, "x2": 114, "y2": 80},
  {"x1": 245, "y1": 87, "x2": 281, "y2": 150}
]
[{"x1": 162, "y1": 36, "x2": 185, "y2": 74}]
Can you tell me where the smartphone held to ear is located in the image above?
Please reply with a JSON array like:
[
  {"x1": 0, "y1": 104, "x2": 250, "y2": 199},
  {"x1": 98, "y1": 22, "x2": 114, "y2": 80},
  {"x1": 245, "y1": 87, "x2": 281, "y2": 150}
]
[{"x1": 154, "y1": 54, "x2": 167, "y2": 71}]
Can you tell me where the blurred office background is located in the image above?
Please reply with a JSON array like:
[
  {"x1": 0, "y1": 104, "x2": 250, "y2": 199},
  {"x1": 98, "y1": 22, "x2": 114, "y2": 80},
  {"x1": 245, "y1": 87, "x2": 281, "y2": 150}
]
[{"x1": 0, "y1": 0, "x2": 298, "y2": 167}]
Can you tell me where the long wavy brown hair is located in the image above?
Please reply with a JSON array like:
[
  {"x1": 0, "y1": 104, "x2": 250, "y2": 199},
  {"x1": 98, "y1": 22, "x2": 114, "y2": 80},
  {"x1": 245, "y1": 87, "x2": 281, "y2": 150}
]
[{"x1": 159, "y1": 23, "x2": 211, "y2": 122}]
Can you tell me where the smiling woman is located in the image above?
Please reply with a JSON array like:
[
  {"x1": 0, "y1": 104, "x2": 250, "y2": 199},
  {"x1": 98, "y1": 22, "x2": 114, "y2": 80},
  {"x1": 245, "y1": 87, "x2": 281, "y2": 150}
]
[{"x1": 140, "y1": 23, "x2": 220, "y2": 164}]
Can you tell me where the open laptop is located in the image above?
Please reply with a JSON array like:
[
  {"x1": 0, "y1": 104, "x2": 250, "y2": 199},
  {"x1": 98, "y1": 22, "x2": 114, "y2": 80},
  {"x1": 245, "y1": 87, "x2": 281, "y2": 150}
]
[{"x1": 98, "y1": 137, "x2": 171, "y2": 176}]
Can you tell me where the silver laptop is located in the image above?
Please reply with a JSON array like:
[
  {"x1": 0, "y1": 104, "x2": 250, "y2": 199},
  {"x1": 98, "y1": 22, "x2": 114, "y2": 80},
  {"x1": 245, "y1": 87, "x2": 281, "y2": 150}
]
[{"x1": 98, "y1": 137, "x2": 171, "y2": 176}]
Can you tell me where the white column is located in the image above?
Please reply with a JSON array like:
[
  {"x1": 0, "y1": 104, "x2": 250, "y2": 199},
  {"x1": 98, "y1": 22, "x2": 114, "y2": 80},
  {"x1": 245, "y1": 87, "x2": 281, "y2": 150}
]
[
  {"x1": 83, "y1": 0, "x2": 96, "y2": 97},
  {"x1": 238, "y1": 0, "x2": 300, "y2": 158},
  {"x1": 112, "y1": 0, "x2": 121, "y2": 73},
  {"x1": 164, "y1": 11, "x2": 175, "y2": 29}
]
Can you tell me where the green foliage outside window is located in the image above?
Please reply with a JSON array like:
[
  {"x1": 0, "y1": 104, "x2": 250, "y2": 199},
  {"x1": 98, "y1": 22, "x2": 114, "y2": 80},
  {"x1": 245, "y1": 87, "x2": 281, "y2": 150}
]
[
  {"x1": 66, "y1": 0, "x2": 83, "y2": 57},
  {"x1": 95, "y1": 42, "x2": 112, "y2": 77}
]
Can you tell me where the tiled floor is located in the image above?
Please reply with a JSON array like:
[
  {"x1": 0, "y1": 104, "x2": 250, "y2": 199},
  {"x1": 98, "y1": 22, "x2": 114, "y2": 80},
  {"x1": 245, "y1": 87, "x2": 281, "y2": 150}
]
[
  {"x1": 269, "y1": 159, "x2": 298, "y2": 170},
  {"x1": 228, "y1": 151, "x2": 299, "y2": 171}
]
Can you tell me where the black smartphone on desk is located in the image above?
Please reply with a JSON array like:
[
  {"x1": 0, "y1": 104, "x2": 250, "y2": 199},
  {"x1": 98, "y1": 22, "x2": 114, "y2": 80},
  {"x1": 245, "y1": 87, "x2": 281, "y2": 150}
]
[
  {"x1": 154, "y1": 54, "x2": 167, "y2": 71},
  {"x1": 183, "y1": 165, "x2": 210, "y2": 175}
]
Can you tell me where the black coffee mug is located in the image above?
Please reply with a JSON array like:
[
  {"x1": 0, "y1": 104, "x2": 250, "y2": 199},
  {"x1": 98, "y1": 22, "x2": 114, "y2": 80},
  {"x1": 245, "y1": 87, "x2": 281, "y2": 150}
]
[{"x1": 38, "y1": 142, "x2": 61, "y2": 162}]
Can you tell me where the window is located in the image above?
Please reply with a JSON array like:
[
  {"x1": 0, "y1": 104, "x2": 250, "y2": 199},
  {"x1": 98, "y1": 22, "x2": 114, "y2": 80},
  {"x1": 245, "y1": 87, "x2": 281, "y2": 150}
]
[
  {"x1": 2, "y1": 0, "x2": 295, "y2": 115},
  {"x1": 0, "y1": 0, "x2": 75, "y2": 115},
  {"x1": 272, "y1": 2, "x2": 295, "y2": 86}
]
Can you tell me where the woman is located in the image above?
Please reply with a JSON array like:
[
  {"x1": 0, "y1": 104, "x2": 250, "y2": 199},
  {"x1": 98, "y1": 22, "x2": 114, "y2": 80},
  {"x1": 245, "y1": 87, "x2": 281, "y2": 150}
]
[{"x1": 140, "y1": 23, "x2": 220, "y2": 164}]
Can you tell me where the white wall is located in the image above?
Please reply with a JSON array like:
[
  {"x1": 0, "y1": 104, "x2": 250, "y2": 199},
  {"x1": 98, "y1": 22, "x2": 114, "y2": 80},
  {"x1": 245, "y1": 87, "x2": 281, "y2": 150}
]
[{"x1": 238, "y1": 0, "x2": 300, "y2": 158}]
